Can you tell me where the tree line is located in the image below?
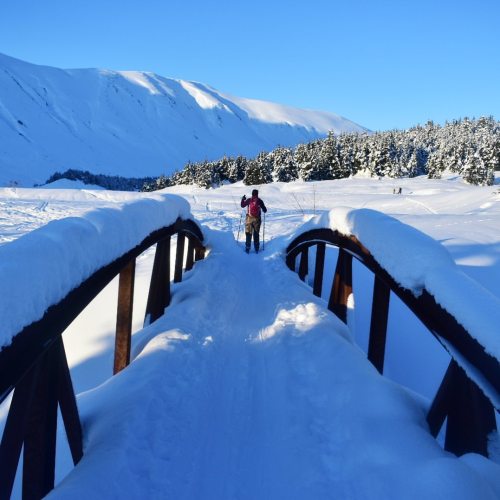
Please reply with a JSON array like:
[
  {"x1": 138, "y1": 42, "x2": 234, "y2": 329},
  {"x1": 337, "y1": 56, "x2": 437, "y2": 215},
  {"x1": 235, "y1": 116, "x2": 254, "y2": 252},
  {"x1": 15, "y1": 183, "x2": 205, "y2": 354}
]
[
  {"x1": 44, "y1": 117, "x2": 499, "y2": 191},
  {"x1": 44, "y1": 169, "x2": 155, "y2": 191},
  {"x1": 142, "y1": 116, "x2": 499, "y2": 191}
]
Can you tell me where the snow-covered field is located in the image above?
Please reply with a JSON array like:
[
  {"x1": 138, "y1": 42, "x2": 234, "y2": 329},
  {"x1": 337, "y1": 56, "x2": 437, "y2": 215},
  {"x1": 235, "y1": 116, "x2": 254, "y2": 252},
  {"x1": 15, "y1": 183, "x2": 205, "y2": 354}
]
[{"x1": 1, "y1": 174, "x2": 500, "y2": 498}]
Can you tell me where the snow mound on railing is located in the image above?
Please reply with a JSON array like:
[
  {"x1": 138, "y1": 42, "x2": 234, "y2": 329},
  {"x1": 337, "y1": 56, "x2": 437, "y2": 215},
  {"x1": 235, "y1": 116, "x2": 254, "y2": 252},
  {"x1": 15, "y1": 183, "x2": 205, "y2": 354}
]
[
  {"x1": 295, "y1": 207, "x2": 500, "y2": 360},
  {"x1": 0, "y1": 193, "x2": 192, "y2": 349}
]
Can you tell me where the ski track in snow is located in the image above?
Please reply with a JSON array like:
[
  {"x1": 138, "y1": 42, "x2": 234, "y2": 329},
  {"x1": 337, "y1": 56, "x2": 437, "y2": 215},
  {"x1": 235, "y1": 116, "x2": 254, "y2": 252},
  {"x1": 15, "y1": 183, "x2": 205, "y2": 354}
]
[
  {"x1": 404, "y1": 196, "x2": 439, "y2": 214},
  {"x1": 1, "y1": 176, "x2": 500, "y2": 498}
]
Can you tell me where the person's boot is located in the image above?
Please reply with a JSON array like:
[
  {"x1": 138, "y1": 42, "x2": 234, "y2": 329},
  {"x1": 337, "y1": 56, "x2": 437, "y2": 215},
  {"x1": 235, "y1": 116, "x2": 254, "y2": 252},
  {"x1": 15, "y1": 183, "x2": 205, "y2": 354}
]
[{"x1": 245, "y1": 233, "x2": 251, "y2": 253}]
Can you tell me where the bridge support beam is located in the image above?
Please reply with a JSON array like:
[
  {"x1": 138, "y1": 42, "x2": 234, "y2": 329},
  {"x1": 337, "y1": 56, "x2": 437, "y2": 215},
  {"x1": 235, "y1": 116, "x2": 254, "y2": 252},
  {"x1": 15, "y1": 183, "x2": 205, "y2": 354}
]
[
  {"x1": 144, "y1": 236, "x2": 171, "y2": 326},
  {"x1": 0, "y1": 338, "x2": 82, "y2": 500},
  {"x1": 298, "y1": 247, "x2": 309, "y2": 282},
  {"x1": 328, "y1": 249, "x2": 353, "y2": 324},
  {"x1": 185, "y1": 238, "x2": 195, "y2": 271},
  {"x1": 313, "y1": 243, "x2": 326, "y2": 297},
  {"x1": 56, "y1": 338, "x2": 83, "y2": 466},
  {"x1": 0, "y1": 363, "x2": 40, "y2": 499},
  {"x1": 427, "y1": 360, "x2": 497, "y2": 456},
  {"x1": 367, "y1": 276, "x2": 390, "y2": 373},
  {"x1": 195, "y1": 246, "x2": 205, "y2": 262},
  {"x1": 114, "y1": 260, "x2": 136, "y2": 374},
  {"x1": 174, "y1": 233, "x2": 185, "y2": 283}
]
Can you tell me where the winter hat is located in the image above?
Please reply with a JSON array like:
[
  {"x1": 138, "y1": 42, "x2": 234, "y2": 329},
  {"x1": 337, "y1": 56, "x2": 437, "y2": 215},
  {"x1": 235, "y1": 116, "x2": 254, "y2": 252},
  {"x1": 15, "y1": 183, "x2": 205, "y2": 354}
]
[{"x1": 252, "y1": 189, "x2": 258, "y2": 196}]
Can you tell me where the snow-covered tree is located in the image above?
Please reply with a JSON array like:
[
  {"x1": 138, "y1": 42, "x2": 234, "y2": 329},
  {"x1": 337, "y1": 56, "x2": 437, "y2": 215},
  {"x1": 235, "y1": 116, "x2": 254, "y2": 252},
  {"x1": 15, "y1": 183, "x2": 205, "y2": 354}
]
[
  {"x1": 271, "y1": 147, "x2": 298, "y2": 182},
  {"x1": 243, "y1": 154, "x2": 272, "y2": 185},
  {"x1": 226, "y1": 156, "x2": 247, "y2": 183},
  {"x1": 295, "y1": 141, "x2": 325, "y2": 181}
]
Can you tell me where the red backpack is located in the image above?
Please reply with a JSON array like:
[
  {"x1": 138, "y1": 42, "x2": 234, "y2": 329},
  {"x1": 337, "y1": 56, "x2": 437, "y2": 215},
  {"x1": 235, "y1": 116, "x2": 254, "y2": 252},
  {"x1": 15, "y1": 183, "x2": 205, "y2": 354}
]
[{"x1": 248, "y1": 197, "x2": 260, "y2": 217}]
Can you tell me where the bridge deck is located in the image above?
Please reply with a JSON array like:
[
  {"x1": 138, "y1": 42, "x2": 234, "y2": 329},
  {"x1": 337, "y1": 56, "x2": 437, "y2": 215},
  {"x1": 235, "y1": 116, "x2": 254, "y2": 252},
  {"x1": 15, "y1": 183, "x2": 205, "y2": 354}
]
[{"x1": 47, "y1": 230, "x2": 495, "y2": 499}]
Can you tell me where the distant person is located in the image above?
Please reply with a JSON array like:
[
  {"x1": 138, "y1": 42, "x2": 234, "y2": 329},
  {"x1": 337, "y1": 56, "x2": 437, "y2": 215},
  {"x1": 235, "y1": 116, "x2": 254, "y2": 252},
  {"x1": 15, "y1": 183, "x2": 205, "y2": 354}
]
[{"x1": 241, "y1": 189, "x2": 267, "y2": 253}]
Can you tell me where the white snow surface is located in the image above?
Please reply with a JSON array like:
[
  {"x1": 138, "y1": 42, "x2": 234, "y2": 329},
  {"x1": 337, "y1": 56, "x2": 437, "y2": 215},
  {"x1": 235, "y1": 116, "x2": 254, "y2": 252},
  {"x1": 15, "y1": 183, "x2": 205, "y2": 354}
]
[
  {"x1": 0, "y1": 53, "x2": 367, "y2": 187},
  {"x1": 0, "y1": 191, "x2": 191, "y2": 348},
  {"x1": 311, "y1": 207, "x2": 500, "y2": 361},
  {"x1": 41, "y1": 178, "x2": 105, "y2": 190},
  {"x1": 1, "y1": 175, "x2": 500, "y2": 499}
]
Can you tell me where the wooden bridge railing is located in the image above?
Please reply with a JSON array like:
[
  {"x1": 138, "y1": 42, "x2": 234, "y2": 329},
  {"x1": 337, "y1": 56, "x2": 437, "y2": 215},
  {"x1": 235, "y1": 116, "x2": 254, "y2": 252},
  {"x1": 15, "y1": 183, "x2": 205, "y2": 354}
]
[
  {"x1": 286, "y1": 228, "x2": 499, "y2": 458},
  {"x1": 0, "y1": 217, "x2": 205, "y2": 500}
]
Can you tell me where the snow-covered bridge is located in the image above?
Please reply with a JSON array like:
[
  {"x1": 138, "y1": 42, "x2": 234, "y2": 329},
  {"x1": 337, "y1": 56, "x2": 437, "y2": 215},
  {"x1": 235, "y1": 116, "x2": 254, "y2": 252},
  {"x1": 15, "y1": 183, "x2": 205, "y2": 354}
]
[{"x1": 0, "y1": 192, "x2": 499, "y2": 499}]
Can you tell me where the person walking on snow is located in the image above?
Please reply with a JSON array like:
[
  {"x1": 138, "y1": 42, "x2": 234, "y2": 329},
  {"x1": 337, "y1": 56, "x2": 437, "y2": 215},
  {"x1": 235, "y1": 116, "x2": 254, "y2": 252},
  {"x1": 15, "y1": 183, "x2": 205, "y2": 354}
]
[{"x1": 241, "y1": 189, "x2": 267, "y2": 253}]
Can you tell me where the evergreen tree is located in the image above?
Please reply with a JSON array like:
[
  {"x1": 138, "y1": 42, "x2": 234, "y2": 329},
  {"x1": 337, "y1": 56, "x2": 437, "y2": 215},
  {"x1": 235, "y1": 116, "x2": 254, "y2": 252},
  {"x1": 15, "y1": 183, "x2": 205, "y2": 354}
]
[
  {"x1": 296, "y1": 141, "x2": 325, "y2": 181},
  {"x1": 272, "y1": 147, "x2": 298, "y2": 182},
  {"x1": 218, "y1": 156, "x2": 231, "y2": 184},
  {"x1": 243, "y1": 156, "x2": 272, "y2": 185},
  {"x1": 229, "y1": 155, "x2": 248, "y2": 182},
  {"x1": 319, "y1": 132, "x2": 338, "y2": 179}
]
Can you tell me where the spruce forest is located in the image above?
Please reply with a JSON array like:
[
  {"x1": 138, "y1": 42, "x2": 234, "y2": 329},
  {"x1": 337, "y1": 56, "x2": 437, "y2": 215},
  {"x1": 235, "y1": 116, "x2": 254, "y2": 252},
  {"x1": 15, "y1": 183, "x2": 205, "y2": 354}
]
[
  {"x1": 47, "y1": 117, "x2": 500, "y2": 191},
  {"x1": 142, "y1": 117, "x2": 499, "y2": 191}
]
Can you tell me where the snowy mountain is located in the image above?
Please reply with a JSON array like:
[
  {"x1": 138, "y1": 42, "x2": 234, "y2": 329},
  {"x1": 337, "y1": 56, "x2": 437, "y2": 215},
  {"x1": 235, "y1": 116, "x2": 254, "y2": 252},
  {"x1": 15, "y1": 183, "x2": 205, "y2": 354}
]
[{"x1": 0, "y1": 53, "x2": 367, "y2": 187}]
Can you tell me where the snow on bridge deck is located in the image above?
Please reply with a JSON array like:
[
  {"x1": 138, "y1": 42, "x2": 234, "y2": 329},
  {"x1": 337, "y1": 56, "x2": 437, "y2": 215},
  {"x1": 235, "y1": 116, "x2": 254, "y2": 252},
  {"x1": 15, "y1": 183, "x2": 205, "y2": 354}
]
[{"x1": 48, "y1": 227, "x2": 498, "y2": 499}]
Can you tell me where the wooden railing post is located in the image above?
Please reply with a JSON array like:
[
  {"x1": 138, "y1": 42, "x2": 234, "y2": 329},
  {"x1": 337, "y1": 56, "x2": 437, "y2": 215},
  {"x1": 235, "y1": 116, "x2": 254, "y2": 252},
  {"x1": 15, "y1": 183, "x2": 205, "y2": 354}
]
[
  {"x1": 327, "y1": 249, "x2": 353, "y2": 323},
  {"x1": 56, "y1": 338, "x2": 83, "y2": 466},
  {"x1": 298, "y1": 247, "x2": 309, "y2": 282},
  {"x1": 195, "y1": 247, "x2": 205, "y2": 262},
  {"x1": 174, "y1": 232, "x2": 186, "y2": 283},
  {"x1": 313, "y1": 243, "x2": 326, "y2": 297},
  {"x1": 114, "y1": 260, "x2": 136, "y2": 374},
  {"x1": 0, "y1": 363, "x2": 40, "y2": 500},
  {"x1": 0, "y1": 337, "x2": 82, "y2": 500},
  {"x1": 185, "y1": 238, "x2": 195, "y2": 271},
  {"x1": 22, "y1": 344, "x2": 59, "y2": 499},
  {"x1": 427, "y1": 360, "x2": 496, "y2": 456},
  {"x1": 367, "y1": 276, "x2": 391, "y2": 373},
  {"x1": 144, "y1": 237, "x2": 171, "y2": 326}
]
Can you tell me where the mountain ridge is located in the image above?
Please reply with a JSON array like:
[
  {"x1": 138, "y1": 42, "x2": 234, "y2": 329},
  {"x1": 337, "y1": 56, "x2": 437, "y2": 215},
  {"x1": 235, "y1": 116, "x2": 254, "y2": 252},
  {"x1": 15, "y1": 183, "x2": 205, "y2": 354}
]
[{"x1": 0, "y1": 53, "x2": 368, "y2": 186}]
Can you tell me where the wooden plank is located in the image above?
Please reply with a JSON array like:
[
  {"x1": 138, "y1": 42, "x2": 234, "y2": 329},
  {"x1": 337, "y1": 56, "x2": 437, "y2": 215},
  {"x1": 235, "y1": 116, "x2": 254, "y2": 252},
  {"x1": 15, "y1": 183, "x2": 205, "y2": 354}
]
[
  {"x1": 114, "y1": 260, "x2": 136, "y2": 374},
  {"x1": 367, "y1": 276, "x2": 391, "y2": 373},
  {"x1": 427, "y1": 360, "x2": 497, "y2": 456},
  {"x1": 327, "y1": 249, "x2": 353, "y2": 323},
  {"x1": 144, "y1": 237, "x2": 171, "y2": 326},
  {"x1": 0, "y1": 363, "x2": 41, "y2": 500},
  {"x1": 174, "y1": 232, "x2": 186, "y2": 283},
  {"x1": 185, "y1": 238, "x2": 195, "y2": 271},
  {"x1": 298, "y1": 247, "x2": 309, "y2": 282},
  {"x1": 22, "y1": 347, "x2": 58, "y2": 499},
  {"x1": 427, "y1": 360, "x2": 454, "y2": 438},
  {"x1": 313, "y1": 243, "x2": 326, "y2": 297},
  {"x1": 444, "y1": 361, "x2": 496, "y2": 456},
  {"x1": 195, "y1": 246, "x2": 205, "y2": 262},
  {"x1": 56, "y1": 338, "x2": 83, "y2": 465}
]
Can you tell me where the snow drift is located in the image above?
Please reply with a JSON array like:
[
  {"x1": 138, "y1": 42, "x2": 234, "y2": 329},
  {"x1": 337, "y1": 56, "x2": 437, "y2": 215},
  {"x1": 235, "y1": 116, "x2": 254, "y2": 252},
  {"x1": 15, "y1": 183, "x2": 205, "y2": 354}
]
[{"x1": 0, "y1": 192, "x2": 191, "y2": 349}]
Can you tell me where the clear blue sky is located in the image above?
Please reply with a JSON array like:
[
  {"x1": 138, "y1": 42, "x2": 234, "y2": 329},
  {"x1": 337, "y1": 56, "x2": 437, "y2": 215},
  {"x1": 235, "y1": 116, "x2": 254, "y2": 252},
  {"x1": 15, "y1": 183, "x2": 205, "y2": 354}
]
[{"x1": 0, "y1": 0, "x2": 498, "y2": 131}]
